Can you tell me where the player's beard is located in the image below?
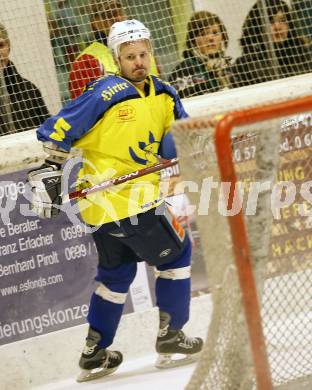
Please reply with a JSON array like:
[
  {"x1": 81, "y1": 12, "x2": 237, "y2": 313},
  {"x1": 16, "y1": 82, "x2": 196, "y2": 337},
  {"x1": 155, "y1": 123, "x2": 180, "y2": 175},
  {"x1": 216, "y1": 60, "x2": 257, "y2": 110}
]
[{"x1": 130, "y1": 67, "x2": 147, "y2": 82}]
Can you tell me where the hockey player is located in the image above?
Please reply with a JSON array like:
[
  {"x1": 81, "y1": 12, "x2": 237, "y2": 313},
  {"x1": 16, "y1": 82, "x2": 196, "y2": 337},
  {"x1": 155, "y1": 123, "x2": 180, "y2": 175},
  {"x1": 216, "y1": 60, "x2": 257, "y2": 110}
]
[{"x1": 27, "y1": 19, "x2": 203, "y2": 382}]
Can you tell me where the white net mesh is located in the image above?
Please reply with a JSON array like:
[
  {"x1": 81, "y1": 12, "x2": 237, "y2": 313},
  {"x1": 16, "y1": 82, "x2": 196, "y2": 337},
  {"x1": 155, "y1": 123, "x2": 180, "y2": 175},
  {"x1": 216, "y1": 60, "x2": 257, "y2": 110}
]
[
  {"x1": 0, "y1": 0, "x2": 311, "y2": 134},
  {"x1": 172, "y1": 105, "x2": 312, "y2": 389}
]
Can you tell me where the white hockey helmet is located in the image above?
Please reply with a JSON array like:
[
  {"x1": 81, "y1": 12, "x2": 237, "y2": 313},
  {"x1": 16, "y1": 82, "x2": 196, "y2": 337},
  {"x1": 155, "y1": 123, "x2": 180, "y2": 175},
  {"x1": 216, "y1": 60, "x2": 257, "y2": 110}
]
[{"x1": 108, "y1": 19, "x2": 151, "y2": 57}]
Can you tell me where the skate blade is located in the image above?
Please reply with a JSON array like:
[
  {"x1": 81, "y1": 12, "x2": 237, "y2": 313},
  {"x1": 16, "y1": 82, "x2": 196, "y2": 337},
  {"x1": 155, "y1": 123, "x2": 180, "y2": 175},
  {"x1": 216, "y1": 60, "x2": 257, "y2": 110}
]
[
  {"x1": 76, "y1": 366, "x2": 118, "y2": 383},
  {"x1": 155, "y1": 352, "x2": 201, "y2": 369}
]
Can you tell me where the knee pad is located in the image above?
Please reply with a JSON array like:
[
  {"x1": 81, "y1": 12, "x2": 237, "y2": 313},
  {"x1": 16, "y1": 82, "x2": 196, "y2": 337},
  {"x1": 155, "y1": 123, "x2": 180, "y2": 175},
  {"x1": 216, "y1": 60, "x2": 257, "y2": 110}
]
[
  {"x1": 88, "y1": 263, "x2": 137, "y2": 347},
  {"x1": 95, "y1": 262, "x2": 137, "y2": 296},
  {"x1": 155, "y1": 240, "x2": 192, "y2": 329}
]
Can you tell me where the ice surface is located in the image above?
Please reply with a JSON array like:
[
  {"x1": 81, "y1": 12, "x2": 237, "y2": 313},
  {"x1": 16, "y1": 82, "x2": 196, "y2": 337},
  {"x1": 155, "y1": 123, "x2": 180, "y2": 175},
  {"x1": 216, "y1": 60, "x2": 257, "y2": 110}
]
[{"x1": 33, "y1": 354, "x2": 196, "y2": 390}]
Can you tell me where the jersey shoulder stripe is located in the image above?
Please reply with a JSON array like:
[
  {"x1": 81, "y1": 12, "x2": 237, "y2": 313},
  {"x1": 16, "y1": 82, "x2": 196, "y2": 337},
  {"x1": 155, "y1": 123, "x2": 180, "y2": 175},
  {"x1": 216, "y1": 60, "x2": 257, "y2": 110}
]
[
  {"x1": 152, "y1": 75, "x2": 178, "y2": 97},
  {"x1": 84, "y1": 74, "x2": 140, "y2": 104},
  {"x1": 37, "y1": 75, "x2": 142, "y2": 150},
  {"x1": 151, "y1": 75, "x2": 188, "y2": 120}
]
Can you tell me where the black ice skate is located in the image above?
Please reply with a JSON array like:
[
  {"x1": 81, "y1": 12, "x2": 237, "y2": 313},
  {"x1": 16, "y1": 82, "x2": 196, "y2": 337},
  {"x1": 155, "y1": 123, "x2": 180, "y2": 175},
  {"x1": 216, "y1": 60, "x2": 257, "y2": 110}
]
[
  {"x1": 155, "y1": 311, "x2": 203, "y2": 369},
  {"x1": 76, "y1": 327, "x2": 123, "y2": 382}
]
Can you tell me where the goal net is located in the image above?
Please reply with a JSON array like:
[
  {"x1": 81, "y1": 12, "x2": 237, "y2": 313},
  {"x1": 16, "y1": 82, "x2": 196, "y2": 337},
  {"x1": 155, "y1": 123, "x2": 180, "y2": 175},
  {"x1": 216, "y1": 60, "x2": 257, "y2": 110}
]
[
  {"x1": 0, "y1": 0, "x2": 311, "y2": 134},
  {"x1": 172, "y1": 93, "x2": 312, "y2": 389}
]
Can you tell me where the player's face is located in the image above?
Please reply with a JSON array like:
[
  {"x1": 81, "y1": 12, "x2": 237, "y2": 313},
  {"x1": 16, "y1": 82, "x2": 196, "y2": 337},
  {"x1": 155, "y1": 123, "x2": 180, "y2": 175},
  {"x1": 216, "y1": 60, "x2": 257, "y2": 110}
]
[
  {"x1": 0, "y1": 38, "x2": 9, "y2": 69},
  {"x1": 118, "y1": 40, "x2": 151, "y2": 82},
  {"x1": 195, "y1": 24, "x2": 224, "y2": 56},
  {"x1": 271, "y1": 11, "x2": 289, "y2": 43}
]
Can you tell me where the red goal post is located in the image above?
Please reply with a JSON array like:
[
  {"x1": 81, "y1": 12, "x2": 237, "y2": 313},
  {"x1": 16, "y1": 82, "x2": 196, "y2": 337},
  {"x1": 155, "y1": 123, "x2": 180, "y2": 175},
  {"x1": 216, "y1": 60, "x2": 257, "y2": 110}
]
[{"x1": 172, "y1": 95, "x2": 312, "y2": 390}]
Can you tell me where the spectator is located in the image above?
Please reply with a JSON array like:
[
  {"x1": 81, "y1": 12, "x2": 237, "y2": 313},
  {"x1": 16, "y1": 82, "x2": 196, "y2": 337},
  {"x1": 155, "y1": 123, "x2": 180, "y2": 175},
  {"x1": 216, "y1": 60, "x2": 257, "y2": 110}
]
[
  {"x1": 169, "y1": 11, "x2": 232, "y2": 99},
  {"x1": 291, "y1": 0, "x2": 312, "y2": 44},
  {"x1": 231, "y1": 0, "x2": 312, "y2": 88},
  {"x1": 0, "y1": 23, "x2": 49, "y2": 135},
  {"x1": 52, "y1": 0, "x2": 81, "y2": 66},
  {"x1": 47, "y1": 1, "x2": 82, "y2": 103},
  {"x1": 68, "y1": 0, "x2": 158, "y2": 99}
]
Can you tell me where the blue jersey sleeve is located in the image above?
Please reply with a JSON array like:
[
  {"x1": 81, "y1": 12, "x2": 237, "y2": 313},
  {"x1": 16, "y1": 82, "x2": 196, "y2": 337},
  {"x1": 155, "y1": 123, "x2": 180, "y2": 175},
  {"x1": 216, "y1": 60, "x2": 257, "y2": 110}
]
[
  {"x1": 152, "y1": 76, "x2": 189, "y2": 121},
  {"x1": 151, "y1": 76, "x2": 188, "y2": 160},
  {"x1": 159, "y1": 132, "x2": 177, "y2": 159},
  {"x1": 37, "y1": 76, "x2": 135, "y2": 151},
  {"x1": 37, "y1": 90, "x2": 108, "y2": 151},
  {"x1": 173, "y1": 93, "x2": 189, "y2": 121}
]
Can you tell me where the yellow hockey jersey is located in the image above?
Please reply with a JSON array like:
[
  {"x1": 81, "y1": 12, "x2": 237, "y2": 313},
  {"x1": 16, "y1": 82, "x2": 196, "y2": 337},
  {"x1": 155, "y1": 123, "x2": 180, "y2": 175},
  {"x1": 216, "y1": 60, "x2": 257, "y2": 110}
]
[{"x1": 37, "y1": 75, "x2": 188, "y2": 225}]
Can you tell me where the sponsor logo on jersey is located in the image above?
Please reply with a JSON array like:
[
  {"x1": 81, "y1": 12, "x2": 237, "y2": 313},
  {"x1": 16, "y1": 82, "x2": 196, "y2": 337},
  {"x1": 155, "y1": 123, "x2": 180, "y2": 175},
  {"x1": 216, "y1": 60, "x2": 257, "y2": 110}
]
[
  {"x1": 101, "y1": 82, "x2": 129, "y2": 101},
  {"x1": 117, "y1": 105, "x2": 136, "y2": 122}
]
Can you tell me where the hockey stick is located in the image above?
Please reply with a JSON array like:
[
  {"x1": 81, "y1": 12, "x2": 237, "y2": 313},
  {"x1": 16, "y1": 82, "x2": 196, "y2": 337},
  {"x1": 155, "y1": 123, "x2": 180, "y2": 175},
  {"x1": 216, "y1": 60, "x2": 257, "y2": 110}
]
[{"x1": 66, "y1": 157, "x2": 179, "y2": 201}]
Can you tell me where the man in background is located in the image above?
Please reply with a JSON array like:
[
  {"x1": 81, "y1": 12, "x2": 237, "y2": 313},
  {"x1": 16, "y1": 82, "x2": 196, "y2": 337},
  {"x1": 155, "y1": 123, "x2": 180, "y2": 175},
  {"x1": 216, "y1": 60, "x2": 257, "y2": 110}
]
[
  {"x1": 0, "y1": 23, "x2": 49, "y2": 135},
  {"x1": 68, "y1": 0, "x2": 158, "y2": 99}
]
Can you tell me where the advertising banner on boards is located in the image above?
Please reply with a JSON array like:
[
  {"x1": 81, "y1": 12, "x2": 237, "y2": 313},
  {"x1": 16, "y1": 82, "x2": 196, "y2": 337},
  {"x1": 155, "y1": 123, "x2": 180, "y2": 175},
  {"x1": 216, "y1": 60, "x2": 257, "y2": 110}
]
[
  {"x1": 232, "y1": 115, "x2": 312, "y2": 276},
  {"x1": 0, "y1": 168, "x2": 208, "y2": 346},
  {"x1": 0, "y1": 169, "x2": 98, "y2": 345}
]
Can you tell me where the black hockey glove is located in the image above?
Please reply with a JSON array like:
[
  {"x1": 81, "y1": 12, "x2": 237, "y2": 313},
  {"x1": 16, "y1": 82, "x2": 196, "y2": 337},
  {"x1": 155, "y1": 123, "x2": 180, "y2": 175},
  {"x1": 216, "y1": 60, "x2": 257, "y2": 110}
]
[{"x1": 27, "y1": 161, "x2": 63, "y2": 218}]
